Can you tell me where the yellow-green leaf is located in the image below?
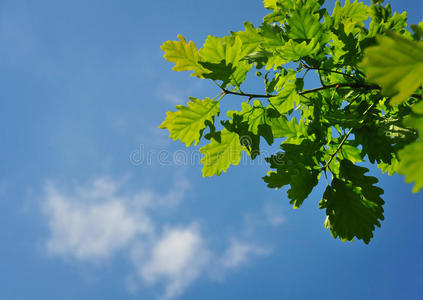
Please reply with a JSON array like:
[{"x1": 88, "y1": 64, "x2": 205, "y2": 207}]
[
  {"x1": 235, "y1": 22, "x2": 262, "y2": 54},
  {"x1": 276, "y1": 38, "x2": 320, "y2": 61},
  {"x1": 160, "y1": 35, "x2": 207, "y2": 77},
  {"x1": 263, "y1": 0, "x2": 278, "y2": 10},
  {"x1": 200, "y1": 129, "x2": 244, "y2": 177},
  {"x1": 360, "y1": 32, "x2": 423, "y2": 105},
  {"x1": 398, "y1": 140, "x2": 423, "y2": 193},
  {"x1": 397, "y1": 101, "x2": 423, "y2": 192},
  {"x1": 199, "y1": 35, "x2": 251, "y2": 87},
  {"x1": 159, "y1": 97, "x2": 219, "y2": 147},
  {"x1": 269, "y1": 83, "x2": 300, "y2": 113},
  {"x1": 287, "y1": 6, "x2": 323, "y2": 41},
  {"x1": 331, "y1": 0, "x2": 369, "y2": 35}
]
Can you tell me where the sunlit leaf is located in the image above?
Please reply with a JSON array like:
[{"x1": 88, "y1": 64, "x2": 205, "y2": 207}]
[
  {"x1": 159, "y1": 97, "x2": 219, "y2": 146},
  {"x1": 161, "y1": 35, "x2": 207, "y2": 77},
  {"x1": 360, "y1": 32, "x2": 423, "y2": 105},
  {"x1": 200, "y1": 129, "x2": 245, "y2": 177}
]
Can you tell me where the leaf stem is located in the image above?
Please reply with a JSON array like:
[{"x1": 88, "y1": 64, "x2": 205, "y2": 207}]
[
  {"x1": 321, "y1": 127, "x2": 354, "y2": 171},
  {"x1": 321, "y1": 100, "x2": 378, "y2": 171}
]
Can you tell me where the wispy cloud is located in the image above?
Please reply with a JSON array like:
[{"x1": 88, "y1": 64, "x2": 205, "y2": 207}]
[
  {"x1": 221, "y1": 239, "x2": 270, "y2": 269},
  {"x1": 44, "y1": 182, "x2": 151, "y2": 260},
  {"x1": 264, "y1": 202, "x2": 285, "y2": 227},
  {"x1": 155, "y1": 80, "x2": 206, "y2": 104},
  {"x1": 138, "y1": 225, "x2": 210, "y2": 299},
  {"x1": 41, "y1": 177, "x2": 275, "y2": 299}
]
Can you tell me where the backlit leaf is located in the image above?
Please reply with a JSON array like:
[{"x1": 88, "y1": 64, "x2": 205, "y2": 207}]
[
  {"x1": 320, "y1": 160, "x2": 385, "y2": 244},
  {"x1": 331, "y1": 0, "x2": 369, "y2": 34},
  {"x1": 360, "y1": 32, "x2": 423, "y2": 105},
  {"x1": 199, "y1": 35, "x2": 251, "y2": 87},
  {"x1": 161, "y1": 35, "x2": 207, "y2": 77},
  {"x1": 200, "y1": 129, "x2": 245, "y2": 177},
  {"x1": 159, "y1": 97, "x2": 219, "y2": 146}
]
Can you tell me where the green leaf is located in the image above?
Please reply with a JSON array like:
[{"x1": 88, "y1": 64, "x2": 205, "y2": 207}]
[
  {"x1": 325, "y1": 111, "x2": 362, "y2": 128},
  {"x1": 287, "y1": 6, "x2": 324, "y2": 41},
  {"x1": 269, "y1": 82, "x2": 300, "y2": 113},
  {"x1": 200, "y1": 129, "x2": 245, "y2": 177},
  {"x1": 235, "y1": 22, "x2": 262, "y2": 54},
  {"x1": 160, "y1": 35, "x2": 207, "y2": 77},
  {"x1": 411, "y1": 21, "x2": 423, "y2": 40},
  {"x1": 276, "y1": 38, "x2": 320, "y2": 61},
  {"x1": 331, "y1": 0, "x2": 369, "y2": 35},
  {"x1": 226, "y1": 102, "x2": 274, "y2": 147},
  {"x1": 353, "y1": 124, "x2": 395, "y2": 164},
  {"x1": 199, "y1": 61, "x2": 235, "y2": 87},
  {"x1": 360, "y1": 32, "x2": 423, "y2": 105},
  {"x1": 221, "y1": 114, "x2": 262, "y2": 159},
  {"x1": 368, "y1": 7, "x2": 408, "y2": 37},
  {"x1": 263, "y1": 0, "x2": 296, "y2": 23},
  {"x1": 267, "y1": 116, "x2": 308, "y2": 142},
  {"x1": 263, "y1": 140, "x2": 321, "y2": 208},
  {"x1": 237, "y1": 101, "x2": 266, "y2": 135},
  {"x1": 199, "y1": 35, "x2": 251, "y2": 87},
  {"x1": 241, "y1": 50, "x2": 272, "y2": 67},
  {"x1": 265, "y1": 54, "x2": 291, "y2": 70},
  {"x1": 328, "y1": 142, "x2": 362, "y2": 164},
  {"x1": 258, "y1": 23, "x2": 286, "y2": 49},
  {"x1": 160, "y1": 0, "x2": 422, "y2": 244},
  {"x1": 397, "y1": 102, "x2": 423, "y2": 192},
  {"x1": 397, "y1": 140, "x2": 423, "y2": 193},
  {"x1": 159, "y1": 97, "x2": 219, "y2": 146},
  {"x1": 263, "y1": 0, "x2": 278, "y2": 10},
  {"x1": 329, "y1": 27, "x2": 361, "y2": 66},
  {"x1": 263, "y1": 0, "x2": 297, "y2": 11},
  {"x1": 320, "y1": 160, "x2": 385, "y2": 244}
]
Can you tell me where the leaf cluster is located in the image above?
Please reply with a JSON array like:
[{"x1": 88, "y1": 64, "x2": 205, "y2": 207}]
[{"x1": 159, "y1": 0, "x2": 423, "y2": 243}]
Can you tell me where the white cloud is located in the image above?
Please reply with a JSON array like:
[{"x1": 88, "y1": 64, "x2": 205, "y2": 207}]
[
  {"x1": 41, "y1": 177, "x2": 273, "y2": 299},
  {"x1": 139, "y1": 225, "x2": 210, "y2": 300},
  {"x1": 42, "y1": 177, "x2": 190, "y2": 261},
  {"x1": 43, "y1": 179, "x2": 152, "y2": 261},
  {"x1": 242, "y1": 202, "x2": 286, "y2": 236},
  {"x1": 221, "y1": 239, "x2": 269, "y2": 269},
  {"x1": 264, "y1": 202, "x2": 285, "y2": 227}
]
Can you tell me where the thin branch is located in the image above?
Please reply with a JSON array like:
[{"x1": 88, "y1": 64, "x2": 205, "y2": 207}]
[
  {"x1": 221, "y1": 82, "x2": 381, "y2": 99},
  {"x1": 221, "y1": 88, "x2": 273, "y2": 98},
  {"x1": 321, "y1": 127, "x2": 353, "y2": 171},
  {"x1": 321, "y1": 101, "x2": 378, "y2": 171},
  {"x1": 303, "y1": 64, "x2": 357, "y2": 81},
  {"x1": 299, "y1": 83, "x2": 380, "y2": 96},
  {"x1": 343, "y1": 94, "x2": 361, "y2": 111},
  {"x1": 317, "y1": 68, "x2": 326, "y2": 87}
]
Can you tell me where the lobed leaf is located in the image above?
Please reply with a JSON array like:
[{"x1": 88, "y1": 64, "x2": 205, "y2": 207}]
[
  {"x1": 200, "y1": 129, "x2": 245, "y2": 177},
  {"x1": 159, "y1": 97, "x2": 219, "y2": 146},
  {"x1": 287, "y1": 6, "x2": 324, "y2": 41},
  {"x1": 331, "y1": 0, "x2": 369, "y2": 35},
  {"x1": 161, "y1": 35, "x2": 206, "y2": 77},
  {"x1": 360, "y1": 32, "x2": 423, "y2": 105},
  {"x1": 199, "y1": 35, "x2": 252, "y2": 87},
  {"x1": 267, "y1": 116, "x2": 307, "y2": 142},
  {"x1": 263, "y1": 140, "x2": 321, "y2": 208},
  {"x1": 320, "y1": 160, "x2": 385, "y2": 244}
]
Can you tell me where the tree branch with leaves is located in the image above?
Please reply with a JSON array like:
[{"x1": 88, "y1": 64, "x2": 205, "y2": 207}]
[{"x1": 158, "y1": 0, "x2": 423, "y2": 244}]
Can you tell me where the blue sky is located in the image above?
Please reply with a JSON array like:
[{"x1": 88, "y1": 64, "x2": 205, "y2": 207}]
[{"x1": 0, "y1": 0, "x2": 422, "y2": 299}]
